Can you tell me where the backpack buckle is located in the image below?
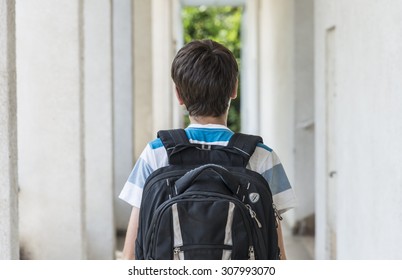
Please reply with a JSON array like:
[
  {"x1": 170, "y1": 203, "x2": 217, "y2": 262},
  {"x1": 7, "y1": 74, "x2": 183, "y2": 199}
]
[{"x1": 201, "y1": 144, "x2": 211, "y2": 150}]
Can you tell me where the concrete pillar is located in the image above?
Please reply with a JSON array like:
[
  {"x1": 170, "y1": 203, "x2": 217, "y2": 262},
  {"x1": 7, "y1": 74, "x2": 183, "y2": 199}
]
[
  {"x1": 83, "y1": 0, "x2": 115, "y2": 259},
  {"x1": 152, "y1": 0, "x2": 175, "y2": 132},
  {"x1": 0, "y1": 0, "x2": 19, "y2": 260},
  {"x1": 16, "y1": 0, "x2": 86, "y2": 259},
  {"x1": 133, "y1": 0, "x2": 153, "y2": 158},
  {"x1": 314, "y1": 0, "x2": 337, "y2": 260},
  {"x1": 259, "y1": 0, "x2": 295, "y2": 186},
  {"x1": 172, "y1": 0, "x2": 185, "y2": 128},
  {"x1": 293, "y1": 0, "x2": 315, "y2": 222},
  {"x1": 132, "y1": 0, "x2": 180, "y2": 161},
  {"x1": 241, "y1": 0, "x2": 260, "y2": 135},
  {"x1": 258, "y1": 0, "x2": 296, "y2": 228},
  {"x1": 112, "y1": 0, "x2": 134, "y2": 231}
]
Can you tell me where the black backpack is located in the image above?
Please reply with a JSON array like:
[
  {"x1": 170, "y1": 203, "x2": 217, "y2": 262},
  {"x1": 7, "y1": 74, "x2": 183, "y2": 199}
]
[{"x1": 135, "y1": 129, "x2": 280, "y2": 260}]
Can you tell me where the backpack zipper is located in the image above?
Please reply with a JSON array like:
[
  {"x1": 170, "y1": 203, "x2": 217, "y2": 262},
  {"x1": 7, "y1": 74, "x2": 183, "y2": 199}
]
[
  {"x1": 173, "y1": 246, "x2": 257, "y2": 260},
  {"x1": 272, "y1": 204, "x2": 283, "y2": 228},
  {"x1": 245, "y1": 204, "x2": 262, "y2": 228},
  {"x1": 173, "y1": 244, "x2": 233, "y2": 260},
  {"x1": 248, "y1": 245, "x2": 256, "y2": 260},
  {"x1": 173, "y1": 247, "x2": 181, "y2": 260},
  {"x1": 273, "y1": 203, "x2": 282, "y2": 220}
]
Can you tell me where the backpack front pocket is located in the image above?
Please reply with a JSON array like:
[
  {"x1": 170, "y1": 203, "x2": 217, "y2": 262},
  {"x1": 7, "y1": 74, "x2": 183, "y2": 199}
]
[{"x1": 146, "y1": 194, "x2": 258, "y2": 260}]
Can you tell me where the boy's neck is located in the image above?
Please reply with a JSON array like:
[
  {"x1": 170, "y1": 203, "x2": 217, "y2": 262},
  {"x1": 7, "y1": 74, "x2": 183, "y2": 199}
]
[{"x1": 189, "y1": 114, "x2": 228, "y2": 126}]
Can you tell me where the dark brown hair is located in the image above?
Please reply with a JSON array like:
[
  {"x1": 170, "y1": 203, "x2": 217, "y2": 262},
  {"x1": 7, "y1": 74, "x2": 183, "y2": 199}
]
[{"x1": 171, "y1": 39, "x2": 239, "y2": 117}]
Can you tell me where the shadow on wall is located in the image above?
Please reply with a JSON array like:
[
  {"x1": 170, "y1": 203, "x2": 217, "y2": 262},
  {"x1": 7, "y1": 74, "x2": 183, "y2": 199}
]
[{"x1": 19, "y1": 244, "x2": 31, "y2": 260}]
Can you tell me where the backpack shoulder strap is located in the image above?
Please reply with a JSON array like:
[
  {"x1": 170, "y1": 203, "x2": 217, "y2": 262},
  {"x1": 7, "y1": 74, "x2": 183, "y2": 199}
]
[
  {"x1": 227, "y1": 133, "x2": 263, "y2": 164},
  {"x1": 157, "y1": 129, "x2": 191, "y2": 164},
  {"x1": 157, "y1": 129, "x2": 189, "y2": 150}
]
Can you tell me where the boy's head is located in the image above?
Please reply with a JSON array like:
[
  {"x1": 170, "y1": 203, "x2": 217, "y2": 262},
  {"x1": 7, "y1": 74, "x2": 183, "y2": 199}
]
[{"x1": 171, "y1": 39, "x2": 239, "y2": 117}]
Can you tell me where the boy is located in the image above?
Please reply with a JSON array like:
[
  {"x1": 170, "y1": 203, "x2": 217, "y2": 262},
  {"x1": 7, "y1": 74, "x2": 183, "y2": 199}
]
[{"x1": 119, "y1": 39, "x2": 296, "y2": 260}]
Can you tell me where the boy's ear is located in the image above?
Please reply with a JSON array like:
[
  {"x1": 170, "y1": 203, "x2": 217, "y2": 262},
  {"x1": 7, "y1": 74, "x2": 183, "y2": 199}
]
[
  {"x1": 231, "y1": 79, "x2": 238, "y2": 99},
  {"x1": 175, "y1": 86, "x2": 184, "y2": 105}
]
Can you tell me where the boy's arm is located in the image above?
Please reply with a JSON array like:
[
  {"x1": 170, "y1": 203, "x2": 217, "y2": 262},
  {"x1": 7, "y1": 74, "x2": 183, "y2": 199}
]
[
  {"x1": 277, "y1": 220, "x2": 287, "y2": 260},
  {"x1": 121, "y1": 206, "x2": 140, "y2": 260}
]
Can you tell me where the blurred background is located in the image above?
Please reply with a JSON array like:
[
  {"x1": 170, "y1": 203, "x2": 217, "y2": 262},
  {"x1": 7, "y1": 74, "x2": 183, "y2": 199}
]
[{"x1": 1, "y1": 0, "x2": 402, "y2": 260}]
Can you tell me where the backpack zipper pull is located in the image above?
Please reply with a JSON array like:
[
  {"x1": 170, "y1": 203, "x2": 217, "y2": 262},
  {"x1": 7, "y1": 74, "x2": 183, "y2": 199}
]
[
  {"x1": 273, "y1": 204, "x2": 283, "y2": 220},
  {"x1": 246, "y1": 204, "x2": 262, "y2": 228},
  {"x1": 273, "y1": 204, "x2": 283, "y2": 228},
  {"x1": 248, "y1": 246, "x2": 256, "y2": 260},
  {"x1": 173, "y1": 247, "x2": 181, "y2": 260}
]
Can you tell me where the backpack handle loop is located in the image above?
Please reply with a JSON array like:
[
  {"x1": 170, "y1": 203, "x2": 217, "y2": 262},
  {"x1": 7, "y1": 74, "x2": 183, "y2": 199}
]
[{"x1": 174, "y1": 164, "x2": 244, "y2": 198}]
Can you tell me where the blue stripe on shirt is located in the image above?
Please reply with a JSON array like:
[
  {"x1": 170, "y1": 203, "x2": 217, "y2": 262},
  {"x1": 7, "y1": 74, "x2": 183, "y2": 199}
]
[
  {"x1": 149, "y1": 138, "x2": 164, "y2": 149},
  {"x1": 257, "y1": 142, "x2": 273, "y2": 152},
  {"x1": 261, "y1": 163, "x2": 291, "y2": 195},
  {"x1": 127, "y1": 157, "x2": 154, "y2": 188},
  {"x1": 185, "y1": 128, "x2": 234, "y2": 143}
]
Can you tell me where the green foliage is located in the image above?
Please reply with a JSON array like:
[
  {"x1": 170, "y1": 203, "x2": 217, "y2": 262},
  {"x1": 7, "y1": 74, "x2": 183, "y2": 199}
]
[{"x1": 182, "y1": 5, "x2": 242, "y2": 132}]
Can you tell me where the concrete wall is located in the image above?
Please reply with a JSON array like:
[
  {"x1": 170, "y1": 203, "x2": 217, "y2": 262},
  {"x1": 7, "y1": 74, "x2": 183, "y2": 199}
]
[
  {"x1": 0, "y1": 0, "x2": 19, "y2": 260},
  {"x1": 315, "y1": 0, "x2": 402, "y2": 259},
  {"x1": 16, "y1": 0, "x2": 115, "y2": 259}
]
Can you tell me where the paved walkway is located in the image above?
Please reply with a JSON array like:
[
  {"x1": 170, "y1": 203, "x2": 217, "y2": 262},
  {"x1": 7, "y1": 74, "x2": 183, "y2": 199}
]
[{"x1": 282, "y1": 221, "x2": 314, "y2": 260}]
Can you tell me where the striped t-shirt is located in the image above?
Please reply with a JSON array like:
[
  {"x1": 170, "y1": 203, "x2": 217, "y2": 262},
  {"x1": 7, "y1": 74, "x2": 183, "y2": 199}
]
[{"x1": 119, "y1": 124, "x2": 296, "y2": 213}]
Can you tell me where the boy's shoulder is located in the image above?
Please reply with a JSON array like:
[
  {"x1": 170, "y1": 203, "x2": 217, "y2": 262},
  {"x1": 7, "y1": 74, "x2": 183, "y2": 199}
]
[{"x1": 256, "y1": 142, "x2": 273, "y2": 153}]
